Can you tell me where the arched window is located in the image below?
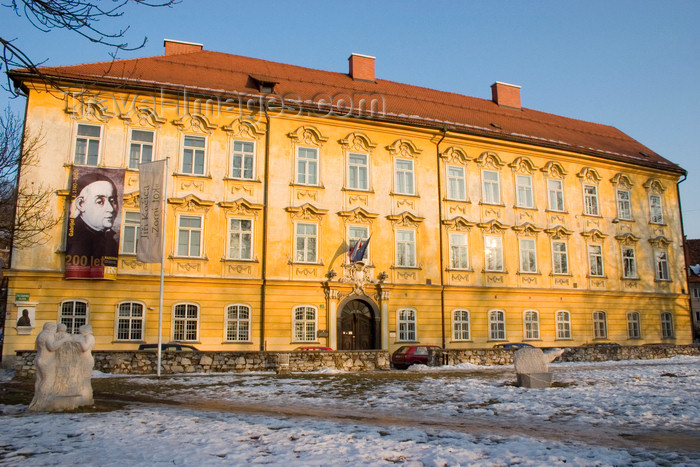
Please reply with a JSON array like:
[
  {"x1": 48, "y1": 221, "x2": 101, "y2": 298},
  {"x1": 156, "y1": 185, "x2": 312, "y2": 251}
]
[
  {"x1": 226, "y1": 304, "x2": 251, "y2": 342},
  {"x1": 452, "y1": 309, "x2": 470, "y2": 341},
  {"x1": 593, "y1": 311, "x2": 607, "y2": 339},
  {"x1": 173, "y1": 303, "x2": 199, "y2": 341},
  {"x1": 293, "y1": 306, "x2": 317, "y2": 342},
  {"x1": 524, "y1": 310, "x2": 540, "y2": 340},
  {"x1": 60, "y1": 300, "x2": 88, "y2": 334},
  {"x1": 398, "y1": 308, "x2": 416, "y2": 341},
  {"x1": 661, "y1": 312, "x2": 674, "y2": 338},
  {"x1": 489, "y1": 310, "x2": 505, "y2": 341},
  {"x1": 116, "y1": 301, "x2": 145, "y2": 341},
  {"x1": 627, "y1": 312, "x2": 641, "y2": 339},
  {"x1": 556, "y1": 310, "x2": 571, "y2": 339}
]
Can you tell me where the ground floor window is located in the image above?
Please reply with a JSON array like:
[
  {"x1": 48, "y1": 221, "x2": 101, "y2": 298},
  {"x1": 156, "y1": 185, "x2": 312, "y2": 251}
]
[
  {"x1": 661, "y1": 312, "x2": 674, "y2": 338},
  {"x1": 524, "y1": 310, "x2": 539, "y2": 340},
  {"x1": 173, "y1": 303, "x2": 199, "y2": 341},
  {"x1": 116, "y1": 302, "x2": 144, "y2": 341},
  {"x1": 556, "y1": 310, "x2": 571, "y2": 339},
  {"x1": 60, "y1": 300, "x2": 88, "y2": 334},
  {"x1": 627, "y1": 312, "x2": 641, "y2": 339},
  {"x1": 452, "y1": 309, "x2": 470, "y2": 341},
  {"x1": 226, "y1": 304, "x2": 250, "y2": 341},
  {"x1": 398, "y1": 308, "x2": 416, "y2": 341},
  {"x1": 593, "y1": 311, "x2": 607, "y2": 339},
  {"x1": 293, "y1": 306, "x2": 317, "y2": 342},
  {"x1": 489, "y1": 310, "x2": 505, "y2": 341}
]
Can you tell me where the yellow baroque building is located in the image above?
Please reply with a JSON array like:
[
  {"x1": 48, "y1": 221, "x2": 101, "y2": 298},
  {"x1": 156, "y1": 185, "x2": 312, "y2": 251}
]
[{"x1": 2, "y1": 39, "x2": 692, "y2": 362}]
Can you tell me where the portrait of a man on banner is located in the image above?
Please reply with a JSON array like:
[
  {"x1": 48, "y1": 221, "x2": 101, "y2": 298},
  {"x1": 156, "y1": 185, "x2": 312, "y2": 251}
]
[{"x1": 65, "y1": 167, "x2": 125, "y2": 279}]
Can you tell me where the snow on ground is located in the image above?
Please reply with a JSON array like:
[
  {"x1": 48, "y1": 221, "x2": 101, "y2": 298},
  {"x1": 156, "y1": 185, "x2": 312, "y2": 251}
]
[{"x1": 1, "y1": 356, "x2": 699, "y2": 466}]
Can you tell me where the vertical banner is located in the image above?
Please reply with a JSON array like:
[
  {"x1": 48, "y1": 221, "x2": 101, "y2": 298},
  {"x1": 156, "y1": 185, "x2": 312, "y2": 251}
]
[
  {"x1": 137, "y1": 160, "x2": 166, "y2": 263},
  {"x1": 65, "y1": 166, "x2": 125, "y2": 279}
]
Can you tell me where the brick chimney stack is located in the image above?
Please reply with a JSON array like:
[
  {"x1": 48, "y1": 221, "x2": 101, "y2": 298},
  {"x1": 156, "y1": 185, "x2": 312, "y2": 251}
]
[
  {"x1": 348, "y1": 53, "x2": 376, "y2": 82},
  {"x1": 164, "y1": 39, "x2": 203, "y2": 56},
  {"x1": 491, "y1": 82, "x2": 521, "y2": 110}
]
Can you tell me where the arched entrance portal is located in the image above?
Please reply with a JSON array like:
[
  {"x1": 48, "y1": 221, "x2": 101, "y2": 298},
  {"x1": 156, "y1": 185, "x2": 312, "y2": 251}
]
[{"x1": 337, "y1": 298, "x2": 380, "y2": 350}]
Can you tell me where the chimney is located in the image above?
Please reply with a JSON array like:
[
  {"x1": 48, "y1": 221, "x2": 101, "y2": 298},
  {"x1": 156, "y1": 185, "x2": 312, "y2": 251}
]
[
  {"x1": 491, "y1": 82, "x2": 521, "y2": 110},
  {"x1": 348, "y1": 53, "x2": 376, "y2": 82},
  {"x1": 164, "y1": 39, "x2": 203, "y2": 56}
]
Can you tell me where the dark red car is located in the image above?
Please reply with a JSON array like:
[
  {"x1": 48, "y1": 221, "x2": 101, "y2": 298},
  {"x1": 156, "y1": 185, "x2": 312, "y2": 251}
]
[{"x1": 391, "y1": 345, "x2": 441, "y2": 369}]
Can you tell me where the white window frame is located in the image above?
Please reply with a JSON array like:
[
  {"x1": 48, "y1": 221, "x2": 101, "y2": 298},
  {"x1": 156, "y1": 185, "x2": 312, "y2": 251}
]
[
  {"x1": 116, "y1": 301, "x2": 145, "y2": 341},
  {"x1": 488, "y1": 309, "x2": 506, "y2": 341},
  {"x1": 661, "y1": 312, "x2": 674, "y2": 338},
  {"x1": 452, "y1": 309, "x2": 470, "y2": 341},
  {"x1": 588, "y1": 244, "x2": 604, "y2": 277},
  {"x1": 523, "y1": 310, "x2": 540, "y2": 340},
  {"x1": 593, "y1": 311, "x2": 607, "y2": 339},
  {"x1": 449, "y1": 232, "x2": 469, "y2": 270},
  {"x1": 347, "y1": 152, "x2": 369, "y2": 190},
  {"x1": 225, "y1": 304, "x2": 251, "y2": 342},
  {"x1": 622, "y1": 246, "x2": 638, "y2": 279},
  {"x1": 627, "y1": 311, "x2": 641, "y2": 339},
  {"x1": 515, "y1": 174, "x2": 534, "y2": 208},
  {"x1": 654, "y1": 249, "x2": 670, "y2": 281},
  {"x1": 547, "y1": 179, "x2": 565, "y2": 212},
  {"x1": 348, "y1": 225, "x2": 370, "y2": 262},
  {"x1": 484, "y1": 235, "x2": 504, "y2": 272},
  {"x1": 649, "y1": 194, "x2": 664, "y2": 224},
  {"x1": 447, "y1": 165, "x2": 466, "y2": 201},
  {"x1": 583, "y1": 184, "x2": 599, "y2": 216},
  {"x1": 228, "y1": 217, "x2": 253, "y2": 260},
  {"x1": 121, "y1": 210, "x2": 141, "y2": 255},
  {"x1": 616, "y1": 189, "x2": 632, "y2": 220},
  {"x1": 231, "y1": 140, "x2": 255, "y2": 180},
  {"x1": 294, "y1": 222, "x2": 318, "y2": 263},
  {"x1": 481, "y1": 169, "x2": 501, "y2": 205},
  {"x1": 519, "y1": 237, "x2": 537, "y2": 273},
  {"x1": 394, "y1": 158, "x2": 415, "y2": 195},
  {"x1": 397, "y1": 308, "x2": 417, "y2": 342},
  {"x1": 552, "y1": 240, "x2": 569, "y2": 275},
  {"x1": 395, "y1": 229, "x2": 416, "y2": 268},
  {"x1": 556, "y1": 310, "x2": 571, "y2": 339},
  {"x1": 60, "y1": 300, "x2": 88, "y2": 334},
  {"x1": 74, "y1": 123, "x2": 102, "y2": 166},
  {"x1": 128, "y1": 128, "x2": 155, "y2": 169},
  {"x1": 293, "y1": 305, "x2": 317, "y2": 342},
  {"x1": 296, "y1": 146, "x2": 319, "y2": 185},
  {"x1": 177, "y1": 214, "x2": 203, "y2": 258},
  {"x1": 181, "y1": 134, "x2": 206, "y2": 175},
  {"x1": 173, "y1": 303, "x2": 199, "y2": 342}
]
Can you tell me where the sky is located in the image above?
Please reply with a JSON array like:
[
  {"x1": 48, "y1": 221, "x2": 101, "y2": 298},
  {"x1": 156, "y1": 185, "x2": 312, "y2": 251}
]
[
  {"x1": 1, "y1": 356, "x2": 699, "y2": 465},
  {"x1": 3, "y1": 0, "x2": 700, "y2": 235}
]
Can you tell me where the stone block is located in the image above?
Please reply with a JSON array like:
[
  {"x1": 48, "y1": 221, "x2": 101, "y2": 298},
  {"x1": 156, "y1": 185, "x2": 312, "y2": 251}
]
[{"x1": 517, "y1": 372, "x2": 552, "y2": 388}]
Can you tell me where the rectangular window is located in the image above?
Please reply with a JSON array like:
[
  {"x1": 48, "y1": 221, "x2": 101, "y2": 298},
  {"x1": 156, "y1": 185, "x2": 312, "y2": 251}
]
[
  {"x1": 627, "y1": 312, "x2": 641, "y2": 339},
  {"x1": 489, "y1": 310, "x2": 505, "y2": 341},
  {"x1": 583, "y1": 185, "x2": 599, "y2": 216},
  {"x1": 348, "y1": 153, "x2": 369, "y2": 190},
  {"x1": 453, "y1": 310, "x2": 470, "y2": 341},
  {"x1": 293, "y1": 306, "x2": 317, "y2": 342},
  {"x1": 60, "y1": 301, "x2": 88, "y2": 334},
  {"x1": 693, "y1": 288, "x2": 700, "y2": 299},
  {"x1": 396, "y1": 229, "x2": 416, "y2": 267},
  {"x1": 232, "y1": 140, "x2": 255, "y2": 179},
  {"x1": 519, "y1": 238, "x2": 537, "y2": 273},
  {"x1": 588, "y1": 244, "x2": 604, "y2": 276},
  {"x1": 524, "y1": 310, "x2": 540, "y2": 340},
  {"x1": 515, "y1": 174, "x2": 534, "y2": 208},
  {"x1": 622, "y1": 247, "x2": 637, "y2": 279},
  {"x1": 482, "y1": 170, "x2": 500, "y2": 204},
  {"x1": 297, "y1": 147, "x2": 318, "y2": 185},
  {"x1": 616, "y1": 189, "x2": 632, "y2": 220},
  {"x1": 74, "y1": 124, "x2": 101, "y2": 166},
  {"x1": 649, "y1": 195, "x2": 664, "y2": 224},
  {"x1": 128, "y1": 129, "x2": 154, "y2": 169},
  {"x1": 228, "y1": 218, "x2": 252, "y2": 260},
  {"x1": 449, "y1": 232, "x2": 469, "y2": 270},
  {"x1": 556, "y1": 311, "x2": 571, "y2": 339},
  {"x1": 295, "y1": 222, "x2": 318, "y2": 263},
  {"x1": 593, "y1": 311, "x2": 607, "y2": 339},
  {"x1": 121, "y1": 211, "x2": 141, "y2": 254},
  {"x1": 226, "y1": 305, "x2": 250, "y2": 342},
  {"x1": 484, "y1": 235, "x2": 503, "y2": 272},
  {"x1": 348, "y1": 225, "x2": 370, "y2": 262},
  {"x1": 547, "y1": 179, "x2": 565, "y2": 211},
  {"x1": 182, "y1": 135, "x2": 206, "y2": 175},
  {"x1": 173, "y1": 303, "x2": 198, "y2": 341},
  {"x1": 552, "y1": 240, "x2": 569, "y2": 275},
  {"x1": 661, "y1": 312, "x2": 674, "y2": 338},
  {"x1": 655, "y1": 250, "x2": 670, "y2": 281},
  {"x1": 177, "y1": 215, "x2": 202, "y2": 257},
  {"x1": 117, "y1": 302, "x2": 144, "y2": 341},
  {"x1": 398, "y1": 309, "x2": 416, "y2": 341},
  {"x1": 395, "y1": 158, "x2": 415, "y2": 195},
  {"x1": 447, "y1": 165, "x2": 466, "y2": 200}
]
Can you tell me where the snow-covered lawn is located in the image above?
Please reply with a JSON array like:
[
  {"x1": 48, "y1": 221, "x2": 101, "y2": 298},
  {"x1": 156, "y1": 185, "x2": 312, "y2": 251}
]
[{"x1": 1, "y1": 356, "x2": 699, "y2": 466}]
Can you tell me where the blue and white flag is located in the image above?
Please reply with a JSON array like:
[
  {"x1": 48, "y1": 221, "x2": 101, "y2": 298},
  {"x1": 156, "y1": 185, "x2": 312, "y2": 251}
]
[{"x1": 349, "y1": 236, "x2": 371, "y2": 263}]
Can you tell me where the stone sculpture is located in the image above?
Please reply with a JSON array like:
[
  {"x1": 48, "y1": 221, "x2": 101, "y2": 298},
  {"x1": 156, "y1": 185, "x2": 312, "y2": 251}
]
[
  {"x1": 28, "y1": 323, "x2": 95, "y2": 411},
  {"x1": 513, "y1": 347, "x2": 565, "y2": 388}
]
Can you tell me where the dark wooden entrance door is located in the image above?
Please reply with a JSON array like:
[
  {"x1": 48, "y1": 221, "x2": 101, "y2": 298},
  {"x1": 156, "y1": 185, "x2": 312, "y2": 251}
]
[{"x1": 340, "y1": 300, "x2": 374, "y2": 350}]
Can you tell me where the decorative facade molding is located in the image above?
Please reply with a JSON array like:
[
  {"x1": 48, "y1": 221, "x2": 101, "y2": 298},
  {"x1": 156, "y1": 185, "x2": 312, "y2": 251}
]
[
  {"x1": 172, "y1": 113, "x2": 217, "y2": 133},
  {"x1": 386, "y1": 211, "x2": 425, "y2": 227},
  {"x1": 541, "y1": 161, "x2": 567, "y2": 178},
  {"x1": 337, "y1": 207, "x2": 379, "y2": 224},
  {"x1": 477, "y1": 219, "x2": 509, "y2": 233},
  {"x1": 474, "y1": 151, "x2": 505, "y2": 169},
  {"x1": 218, "y1": 198, "x2": 263, "y2": 216},
  {"x1": 122, "y1": 192, "x2": 140, "y2": 209},
  {"x1": 66, "y1": 93, "x2": 114, "y2": 122},
  {"x1": 610, "y1": 173, "x2": 634, "y2": 188},
  {"x1": 338, "y1": 262, "x2": 378, "y2": 296},
  {"x1": 440, "y1": 146, "x2": 470, "y2": 165},
  {"x1": 648, "y1": 235, "x2": 672, "y2": 248},
  {"x1": 285, "y1": 203, "x2": 328, "y2": 220},
  {"x1": 545, "y1": 225, "x2": 574, "y2": 239},
  {"x1": 222, "y1": 117, "x2": 265, "y2": 138},
  {"x1": 511, "y1": 222, "x2": 542, "y2": 235},
  {"x1": 577, "y1": 167, "x2": 602, "y2": 183},
  {"x1": 338, "y1": 132, "x2": 377, "y2": 151},
  {"x1": 168, "y1": 194, "x2": 215, "y2": 212},
  {"x1": 615, "y1": 233, "x2": 640, "y2": 245},
  {"x1": 442, "y1": 216, "x2": 476, "y2": 231},
  {"x1": 581, "y1": 229, "x2": 607, "y2": 242},
  {"x1": 120, "y1": 105, "x2": 166, "y2": 127},
  {"x1": 386, "y1": 139, "x2": 422, "y2": 158},
  {"x1": 287, "y1": 125, "x2": 328, "y2": 146},
  {"x1": 643, "y1": 177, "x2": 666, "y2": 194},
  {"x1": 508, "y1": 156, "x2": 537, "y2": 174}
]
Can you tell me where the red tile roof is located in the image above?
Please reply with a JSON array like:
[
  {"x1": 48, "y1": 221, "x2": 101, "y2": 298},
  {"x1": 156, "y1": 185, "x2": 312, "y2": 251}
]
[{"x1": 10, "y1": 49, "x2": 684, "y2": 174}]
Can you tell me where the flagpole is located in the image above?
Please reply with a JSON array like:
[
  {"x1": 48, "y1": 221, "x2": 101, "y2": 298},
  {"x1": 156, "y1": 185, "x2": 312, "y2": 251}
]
[{"x1": 156, "y1": 158, "x2": 169, "y2": 377}]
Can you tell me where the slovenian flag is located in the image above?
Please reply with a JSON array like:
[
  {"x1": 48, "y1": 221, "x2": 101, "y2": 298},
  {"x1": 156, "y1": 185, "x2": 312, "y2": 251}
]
[{"x1": 349, "y1": 236, "x2": 371, "y2": 263}]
